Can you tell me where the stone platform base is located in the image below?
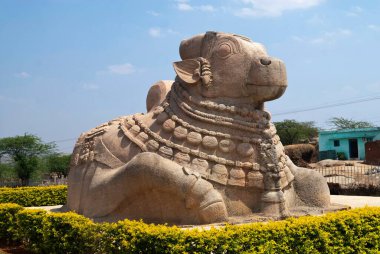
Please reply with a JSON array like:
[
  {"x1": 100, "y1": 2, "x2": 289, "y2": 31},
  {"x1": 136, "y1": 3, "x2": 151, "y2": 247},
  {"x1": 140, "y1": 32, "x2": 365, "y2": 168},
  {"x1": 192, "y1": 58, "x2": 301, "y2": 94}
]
[{"x1": 28, "y1": 195, "x2": 380, "y2": 228}]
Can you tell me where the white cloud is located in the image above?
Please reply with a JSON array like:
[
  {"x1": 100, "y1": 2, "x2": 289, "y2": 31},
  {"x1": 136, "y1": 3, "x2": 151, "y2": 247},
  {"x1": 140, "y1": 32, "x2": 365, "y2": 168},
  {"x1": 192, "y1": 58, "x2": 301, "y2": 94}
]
[
  {"x1": 107, "y1": 63, "x2": 135, "y2": 75},
  {"x1": 175, "y1": 0, "x2": 216, "y2": 12},
  {"x1": 310, "y1": 29, "x2": 352, "y2": 45},
  {"x1": 148, "y1": 27, "x2": 162, "y2": 37},
  {"x1": 176, "y1": 0, "x2": 193, "y2": 11},
  {"x1": 15, "y1": 72, "x2": 31, "y2": 78},
  {"x1": 148, "y1": 27, "x2": 178, "y2": 38},
  {"x1": 368, "y1": 24, "x2": 380, "y2": 32},
  {"x1": 292, "y1": 29, "x2": 352, "y2": 46},
  {"x1": 147, "y1": 10, "x2": 160, "y2": 16},
  {"x1": 235, "y1": 0, "x2": 324, "y2": 17},
  {"x1": 345, "y1": 6, "x2": 363, "y2": 17},
  {"x1": 166, "y1": 28, "x2": 179, "y2": 35},
  {"x1": 82, "y1": 83, "x2": 99, "y2": 91}
]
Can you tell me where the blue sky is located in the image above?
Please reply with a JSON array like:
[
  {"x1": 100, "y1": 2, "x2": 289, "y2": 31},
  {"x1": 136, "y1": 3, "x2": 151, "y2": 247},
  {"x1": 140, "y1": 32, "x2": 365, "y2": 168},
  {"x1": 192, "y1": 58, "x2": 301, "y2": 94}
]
[{"x1": 1, "y1": 0, "x2": 380, "y2": 153}]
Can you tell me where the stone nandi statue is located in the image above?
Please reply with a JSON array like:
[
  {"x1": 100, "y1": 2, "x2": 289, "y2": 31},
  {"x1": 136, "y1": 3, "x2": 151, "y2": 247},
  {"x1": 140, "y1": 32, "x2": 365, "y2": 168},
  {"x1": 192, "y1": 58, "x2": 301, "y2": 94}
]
[{"x1": 66, "y1": 32, "x2": 330, "y2": 225}]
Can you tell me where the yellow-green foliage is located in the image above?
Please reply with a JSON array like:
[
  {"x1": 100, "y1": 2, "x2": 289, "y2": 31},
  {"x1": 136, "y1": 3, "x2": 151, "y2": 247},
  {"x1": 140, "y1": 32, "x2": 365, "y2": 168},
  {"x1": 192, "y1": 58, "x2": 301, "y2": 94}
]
[
  {"x1": 0, "y1": 185, "x2": 67, "y2": 206},
  {"x1": 16, "y1": 209, "x2": 97, "y2": 253},
  {"x1": 0, "y1": 203, "x2": 22, "y2": 243},
  {"x1": 1, "y1": 204, "x2": 380, "y2": 253}
]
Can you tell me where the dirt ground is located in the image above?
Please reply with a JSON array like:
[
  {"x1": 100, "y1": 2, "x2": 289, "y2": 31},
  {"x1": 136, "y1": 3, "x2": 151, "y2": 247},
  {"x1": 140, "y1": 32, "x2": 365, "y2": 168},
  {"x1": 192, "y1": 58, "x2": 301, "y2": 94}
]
[
  {"x1": 309, "y1": 160, "x2": 380, "y2": 186},
  {"x1": 331, "y1": 195, "x2": 380, "y2": 208},
  {"x1": 0, "y1": 244, "x2": 31, "y2": 254},
  {"x1": 309, "y1": 159, "x2": 375, "y2": 169}
]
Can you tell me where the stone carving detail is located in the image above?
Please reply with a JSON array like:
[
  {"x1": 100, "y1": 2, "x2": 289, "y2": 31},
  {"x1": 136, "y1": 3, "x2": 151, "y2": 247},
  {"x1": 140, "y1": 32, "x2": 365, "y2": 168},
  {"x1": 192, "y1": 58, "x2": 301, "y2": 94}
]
[
  {"x1": 162, "y1": 119, "x2": 176, "y2": 132},
  {"x1": 202, "y1": 136, "x2": 218, "y2": 149},
  {"x1": 187, "y1": 131, "x2": 202, "y2": 145},
  {"x1": 67, "y1": 31, "x2": 331, "y2": 225},
  {"x1": 228, "y1": 168, "x2": 246, "y2": 187},
  {"x1": 219, "y1": 139, "x2": 235, "y2": 153},
  {"x1": 191, "y1": 158, "x2": 209, "y2": 177},
  {"x1": 237, "y1": 143, "x2": 254, "y2": 157},
  {"x1": 146, "y1": 139, "x2": 159, "y2": 152},
  {"x1": 210, "y1": 164, "x2": 228, "y2": 185},
  {"x1": 173, "y1": 126, "x2": 188, "y2": 140}
]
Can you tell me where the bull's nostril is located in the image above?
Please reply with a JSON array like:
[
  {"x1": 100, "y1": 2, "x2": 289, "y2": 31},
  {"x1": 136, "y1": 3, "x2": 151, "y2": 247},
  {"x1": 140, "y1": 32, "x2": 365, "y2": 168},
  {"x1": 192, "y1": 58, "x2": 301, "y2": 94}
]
[{"x1": 260, "y1": 58, "x2": 271, "y2": 66}]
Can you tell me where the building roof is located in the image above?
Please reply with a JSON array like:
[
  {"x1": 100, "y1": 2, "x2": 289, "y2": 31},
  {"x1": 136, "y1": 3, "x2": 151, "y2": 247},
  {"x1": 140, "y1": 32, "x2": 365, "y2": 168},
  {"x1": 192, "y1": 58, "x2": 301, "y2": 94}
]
[{"x1": 319, "y1": 127, "x2": 380, "y2": 136}]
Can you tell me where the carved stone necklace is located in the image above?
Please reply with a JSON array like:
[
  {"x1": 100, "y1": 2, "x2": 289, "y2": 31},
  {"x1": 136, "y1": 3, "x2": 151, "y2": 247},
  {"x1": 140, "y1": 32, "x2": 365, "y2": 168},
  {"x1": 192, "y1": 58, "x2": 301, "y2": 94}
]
[
  {"x1": 172, "y1": 82, "x2": 271, "y2": 122},
  {"x1": 162, "y1": 104, "x2": 264, "y2": 144},
  {"x1": 168, "y1": 83, "x2": 274, "y2": 137}
]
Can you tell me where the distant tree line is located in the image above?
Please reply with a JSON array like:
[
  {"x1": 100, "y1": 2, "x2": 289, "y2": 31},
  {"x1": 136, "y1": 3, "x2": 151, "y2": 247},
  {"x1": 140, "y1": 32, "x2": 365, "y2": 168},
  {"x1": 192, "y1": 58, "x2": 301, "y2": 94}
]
[
  {"x1": 328, "y1": 117, "x2": 375, "y2": 130},
  {"x1": 0, "y1": 134, "x2": 71, "y2": 186},
  {"x1": 274, "y1": 117, "x2": 375, "y2": 146}
]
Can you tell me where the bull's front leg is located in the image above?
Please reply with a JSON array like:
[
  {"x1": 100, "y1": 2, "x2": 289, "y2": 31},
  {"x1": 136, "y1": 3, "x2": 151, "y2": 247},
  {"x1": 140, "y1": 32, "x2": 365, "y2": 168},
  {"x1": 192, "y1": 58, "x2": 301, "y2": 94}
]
[{"x1": 84, "y1": 152, "x2": 228, "y2": 224}]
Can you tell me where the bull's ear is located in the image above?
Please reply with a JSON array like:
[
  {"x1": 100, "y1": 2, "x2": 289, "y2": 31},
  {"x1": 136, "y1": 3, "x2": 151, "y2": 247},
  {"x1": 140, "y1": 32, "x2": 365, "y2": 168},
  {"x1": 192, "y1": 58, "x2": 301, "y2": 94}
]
[{"x1": 173, "y1": 59, "x2": 201, "y2": 85}]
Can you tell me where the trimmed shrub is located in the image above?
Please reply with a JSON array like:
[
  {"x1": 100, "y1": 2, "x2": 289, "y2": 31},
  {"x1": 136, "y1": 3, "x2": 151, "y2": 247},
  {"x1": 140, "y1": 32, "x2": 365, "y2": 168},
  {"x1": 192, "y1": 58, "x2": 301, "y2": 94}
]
[
  {"x1": 16, "y1": 209, "x2": 47, "y2": 252},
  {"x1": 97, "y1": 220, "x2": 186, "y2": 253},
  {"x1": 0, "y1": 185, "x2": 67, "y2": 206},
  {"x1": 41, "y1": 212, "x2": 97, "y2": 253},
  {"x1": 1, "y1": 204, "x2": 380, "y2": 253},
  {"x1": 284, "y1": 144, "x2": 317, "y2": 167},
  {"x1": 0, "y1": 203, "x2": 22, "y2": 244},
  {"x1": 337, "y1": 152, "x2": 347, "y2": 160},
  {"x1": 16, "y1": 209, "x2": 97, "y2": 253}
]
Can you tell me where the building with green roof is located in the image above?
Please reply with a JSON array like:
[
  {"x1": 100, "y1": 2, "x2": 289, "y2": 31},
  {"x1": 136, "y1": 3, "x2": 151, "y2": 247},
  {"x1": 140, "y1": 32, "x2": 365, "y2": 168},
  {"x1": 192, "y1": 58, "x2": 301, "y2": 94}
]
[{"x1": 319, "y1": 127, "x2": 380, "y2": 160}]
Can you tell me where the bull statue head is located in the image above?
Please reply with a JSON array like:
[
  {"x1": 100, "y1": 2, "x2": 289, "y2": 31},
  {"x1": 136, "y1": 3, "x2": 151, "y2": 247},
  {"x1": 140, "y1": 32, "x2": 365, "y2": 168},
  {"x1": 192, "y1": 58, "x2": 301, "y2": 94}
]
[{"x1": 173, "y1": 32, "x2": 287, "y2": 107}]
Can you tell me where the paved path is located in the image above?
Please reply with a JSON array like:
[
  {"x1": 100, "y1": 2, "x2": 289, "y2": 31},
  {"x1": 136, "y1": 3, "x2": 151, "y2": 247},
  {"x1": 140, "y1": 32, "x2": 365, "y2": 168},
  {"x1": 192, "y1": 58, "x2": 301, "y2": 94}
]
[
  {"x1": 26, "y1": 205, "x2": 62, "y2": 211},
  {"x1": 330, "y1": 195, "x2": 380, "y2": 208}
]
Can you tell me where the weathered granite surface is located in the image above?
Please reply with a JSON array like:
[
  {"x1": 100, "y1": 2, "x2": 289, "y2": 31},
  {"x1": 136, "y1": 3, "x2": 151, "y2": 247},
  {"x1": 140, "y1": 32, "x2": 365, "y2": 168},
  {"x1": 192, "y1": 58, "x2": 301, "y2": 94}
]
[{"x1": 66, "y1": 32, "x2": 330, "y2": 225}]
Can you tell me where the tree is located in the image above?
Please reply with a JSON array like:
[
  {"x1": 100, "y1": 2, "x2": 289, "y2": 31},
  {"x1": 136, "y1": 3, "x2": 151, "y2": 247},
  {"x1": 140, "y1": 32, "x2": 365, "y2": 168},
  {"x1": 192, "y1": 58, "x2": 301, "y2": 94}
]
[
  {"x1": 274, "y1": 119, "x2": 318, "y2": 145},
  {"x1": 0, "y1": 134, "x2": 56, "y2": 186},
  {"x1": 46, "y1": 153, "x2": 71, "y2": 177},
  {"x1": 328, "y1": 117, "x2": 375, "y2": 130},
  {"x1": 0, "y1": 162, "x2": 16, "y2": 179}
]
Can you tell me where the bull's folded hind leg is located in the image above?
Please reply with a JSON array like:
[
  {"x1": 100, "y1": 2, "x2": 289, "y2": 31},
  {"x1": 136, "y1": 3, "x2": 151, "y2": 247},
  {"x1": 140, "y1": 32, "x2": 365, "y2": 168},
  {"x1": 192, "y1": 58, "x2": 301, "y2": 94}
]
[
  {"x1": 285, "y1": 159, "x2": 330, "y2": 208},
  {"x1": 93, "y1": 152, "x2": 228, "y2": 224}
]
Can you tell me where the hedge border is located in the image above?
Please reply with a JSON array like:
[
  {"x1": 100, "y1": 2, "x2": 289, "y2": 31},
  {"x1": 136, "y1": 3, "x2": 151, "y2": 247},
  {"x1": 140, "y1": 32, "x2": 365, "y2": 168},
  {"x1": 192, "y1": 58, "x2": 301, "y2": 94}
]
[
  {"x1": 0, "y1": 185, "x2": 67, "y2": 206},
  {"x1": 1, "y1": 203, "x2": 380, "y2": 253}
]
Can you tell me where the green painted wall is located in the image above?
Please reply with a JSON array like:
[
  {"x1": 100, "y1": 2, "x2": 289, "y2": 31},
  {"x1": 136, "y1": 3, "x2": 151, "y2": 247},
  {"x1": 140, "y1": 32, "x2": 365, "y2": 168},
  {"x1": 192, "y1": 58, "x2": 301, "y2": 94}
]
[{"x1": 319, "y1": 128, "x2": 380, "y2": 160}]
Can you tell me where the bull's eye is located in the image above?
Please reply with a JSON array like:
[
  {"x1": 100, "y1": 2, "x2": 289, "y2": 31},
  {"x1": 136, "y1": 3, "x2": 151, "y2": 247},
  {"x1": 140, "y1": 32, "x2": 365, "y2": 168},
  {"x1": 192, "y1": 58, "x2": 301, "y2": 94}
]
[{"x1": 217, "y1": 43, "x2": 232, "y2": 58}]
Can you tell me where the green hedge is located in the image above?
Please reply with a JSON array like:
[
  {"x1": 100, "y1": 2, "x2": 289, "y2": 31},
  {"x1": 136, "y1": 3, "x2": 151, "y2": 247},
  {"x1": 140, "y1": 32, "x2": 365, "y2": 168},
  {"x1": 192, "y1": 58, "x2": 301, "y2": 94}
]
[
  {"x1": 0, "y1": 185, "x2": 67, "y2": 206},
  {"x1": 1, "y1": 203, "x2": 380, "y2": 253},
  {"x1": 0, "y1": 203, "x2": 22, "y2": 244}
]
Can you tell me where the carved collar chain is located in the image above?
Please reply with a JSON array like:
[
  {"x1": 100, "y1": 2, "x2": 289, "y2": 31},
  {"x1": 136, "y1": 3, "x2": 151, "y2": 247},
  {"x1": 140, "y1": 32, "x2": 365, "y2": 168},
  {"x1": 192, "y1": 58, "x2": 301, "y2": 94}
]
[
  {"x1": 166, "y1": 83, "x2": 273, "y2": 136},
  {"x1": 172, "y1": 82, "x2": 271, "y2": 122}
]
